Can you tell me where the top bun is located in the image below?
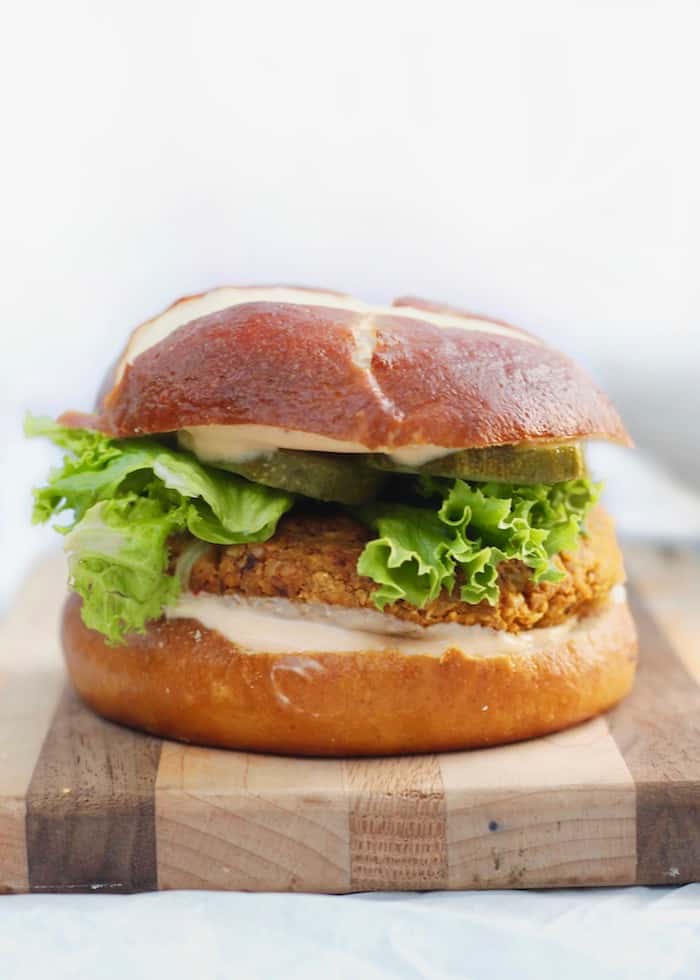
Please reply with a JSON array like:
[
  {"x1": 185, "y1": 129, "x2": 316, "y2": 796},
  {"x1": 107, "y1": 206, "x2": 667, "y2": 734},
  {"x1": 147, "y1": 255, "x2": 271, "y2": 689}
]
[{"x1": 71, "y1": 286, "x2": 631, "y2": 451}]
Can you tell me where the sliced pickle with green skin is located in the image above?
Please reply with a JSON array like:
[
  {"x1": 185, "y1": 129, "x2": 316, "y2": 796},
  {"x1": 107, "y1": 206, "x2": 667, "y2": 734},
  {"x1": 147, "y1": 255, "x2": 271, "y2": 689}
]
[
  {"x1": 211, "y1": 450, "x2": 387, "y2": 504},
  {"x1": 365, "y1": 443, "x2": 586, "y2": 485}
]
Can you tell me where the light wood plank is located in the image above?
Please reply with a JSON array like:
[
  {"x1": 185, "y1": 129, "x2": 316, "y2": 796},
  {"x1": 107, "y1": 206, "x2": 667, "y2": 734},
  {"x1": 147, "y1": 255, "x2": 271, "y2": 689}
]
[
  {"x1": 0, "y1": 672, "x2": 65, "y2": 892},
  {"x1": 342, "y1": 756, "x2": 447, "y2": 890},
  {"x1": 440, "y1": 717, "x2": 636, "y2": 888},
  {"x1": 624, "y1": 542, "x2": 700, "y2": 681},
  {"x1": 0, "y1": 552, "x2": 67, "y2": 892},
  {"x1": 156, "y1": 743, "x2": 351, "y2": 892},
  {"x1": 608, "y1": 584, "x2": 700, "y2": 884}
]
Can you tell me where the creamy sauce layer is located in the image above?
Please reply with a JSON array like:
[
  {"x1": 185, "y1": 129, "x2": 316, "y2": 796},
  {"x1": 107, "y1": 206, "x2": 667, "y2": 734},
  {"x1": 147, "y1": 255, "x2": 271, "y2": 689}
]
[
  {"x1": 178, "y1": 425, "x2": 454, "y2": 466},
  {"x1": 118, "y1": 286, "x2": 537, "y2": 381},
  {"x1": 164, "y1": 588, "x2": 627, "y2": 658}
]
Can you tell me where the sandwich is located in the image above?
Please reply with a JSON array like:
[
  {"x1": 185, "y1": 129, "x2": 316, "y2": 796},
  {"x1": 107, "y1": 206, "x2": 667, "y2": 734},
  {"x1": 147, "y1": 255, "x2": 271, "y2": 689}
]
[{"x1": 27, "y1": 286, "x2": 637, "y2": 755}]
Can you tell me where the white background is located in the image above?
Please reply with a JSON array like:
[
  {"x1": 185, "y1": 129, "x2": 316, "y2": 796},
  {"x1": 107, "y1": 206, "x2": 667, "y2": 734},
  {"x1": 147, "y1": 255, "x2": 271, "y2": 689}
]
[{"x1": 2, "y1": 2, "x2": 700, "y2": 975}]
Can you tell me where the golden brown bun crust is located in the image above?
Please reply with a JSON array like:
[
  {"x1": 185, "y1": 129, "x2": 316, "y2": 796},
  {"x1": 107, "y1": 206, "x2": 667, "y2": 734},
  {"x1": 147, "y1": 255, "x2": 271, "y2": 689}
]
[
  {"x1": 62, "y1": 287, "x2": 630, "y2": 449},
  {"x1": 62, "y1": 596, "x2": 637, "y2": 756}
]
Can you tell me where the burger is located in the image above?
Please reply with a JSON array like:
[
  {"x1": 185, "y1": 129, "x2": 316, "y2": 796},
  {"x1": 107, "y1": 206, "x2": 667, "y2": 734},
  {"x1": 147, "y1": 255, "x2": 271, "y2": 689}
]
[{"x1": 28, "y1": 286, "x2": 637, "y2": 756}]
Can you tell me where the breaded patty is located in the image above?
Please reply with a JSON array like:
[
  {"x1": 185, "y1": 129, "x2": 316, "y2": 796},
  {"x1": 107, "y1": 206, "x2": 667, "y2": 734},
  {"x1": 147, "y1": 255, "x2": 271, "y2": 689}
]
[{"x1": 180, "y1": 506, "x2": 624, "y2": 633}]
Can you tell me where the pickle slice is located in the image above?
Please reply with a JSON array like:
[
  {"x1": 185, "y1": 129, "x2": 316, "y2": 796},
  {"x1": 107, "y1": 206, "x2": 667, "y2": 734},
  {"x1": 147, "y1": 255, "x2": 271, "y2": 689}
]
[
  {"x1": 212, "y1": 450, "x2": 386, "y2": 504},
  {"x1": 366, "y1": 443, "x2": 585, "y2": 484}
]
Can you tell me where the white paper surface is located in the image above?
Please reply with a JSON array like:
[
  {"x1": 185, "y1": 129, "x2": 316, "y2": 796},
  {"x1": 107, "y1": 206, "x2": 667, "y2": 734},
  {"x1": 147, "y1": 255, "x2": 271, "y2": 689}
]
[{"x1": 1, "y1": 887, "x2": 700, "y2": 980}]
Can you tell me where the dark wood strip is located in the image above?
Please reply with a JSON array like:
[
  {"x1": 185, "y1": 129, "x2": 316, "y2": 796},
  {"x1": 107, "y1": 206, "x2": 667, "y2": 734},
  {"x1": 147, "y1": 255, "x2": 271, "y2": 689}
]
[
  {"x1": 343, "y1": 755, "x2": 448, "y2": 891},
  {"x1": 26, "y1": 686, "x2": 162, "y2": 893},
  {"x1": 608, "y1": 585, "x2": 700, "y2": 884}
]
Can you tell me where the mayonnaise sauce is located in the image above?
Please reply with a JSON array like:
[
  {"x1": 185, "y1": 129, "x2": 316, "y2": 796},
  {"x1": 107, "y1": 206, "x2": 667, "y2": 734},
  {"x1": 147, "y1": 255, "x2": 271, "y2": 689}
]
[
  {"x1": 164, "y1": 588, "x2": 626, "y2": 658},
  {"x1": 178, "y1": 425, "x2": 453, "y2": 467}
]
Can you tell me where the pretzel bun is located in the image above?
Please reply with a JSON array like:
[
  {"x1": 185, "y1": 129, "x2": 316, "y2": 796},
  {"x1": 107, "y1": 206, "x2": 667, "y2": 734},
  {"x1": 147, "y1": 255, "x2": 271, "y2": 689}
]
[
  {"x1": 63, "y1": 286, "x2": 630, "y2": 450},
  {"x1": 62, "y1": 595, "x2": 637, "y2": 757}
]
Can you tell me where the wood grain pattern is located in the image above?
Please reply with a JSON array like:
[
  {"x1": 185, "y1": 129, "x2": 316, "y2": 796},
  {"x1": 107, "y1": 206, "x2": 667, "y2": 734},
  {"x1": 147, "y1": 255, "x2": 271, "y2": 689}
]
[
  {"x1": 625, "y1": 543, "x2": 700, "y2": 682},
  {"x1": 608, "y1": 583, "x2": 700, "y2": 885},
  {"x1": 1, "y1": 543, "x2": 700, "y2": 894},
  {"x1": 0, "y1": 556, "x2": 67, "y2": 893},
  {"x1": 0, "y1": 672, "x2": 64, "y2": 893},
  {"x1": 441, "y1": 717, "x2": 635, "y2": 888},
  {"x1": 156, "y1": 743, "x2": 350, "y2": 892},
  {"x1": 26, "y1": 686, "x2": 161, "y2": 893},
  {"x1": 343, "y1": 756, "x2": 448, "y2": 890},
  {"x1": 619, "y1": 546, "x2": 700, "y2": 883}
]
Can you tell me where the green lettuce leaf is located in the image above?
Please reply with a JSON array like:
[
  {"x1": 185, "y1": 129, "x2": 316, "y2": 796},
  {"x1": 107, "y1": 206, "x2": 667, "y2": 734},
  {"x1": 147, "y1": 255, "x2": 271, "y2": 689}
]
[
  {"x1": 27, "y1": 414, "x2": 602, "y2": 641},
  {"x1": 63, "y1": 497, "x2": 185, "y2": 643},
  {"x1": 356, "y1": 476, "x2": 600, "y2": 611},
  {"x1": 357, "y1": 504, "x2": 465, "y2": 608},
  {"x1": 26, "y1": 416, "x2": 295, "y2": 643}
]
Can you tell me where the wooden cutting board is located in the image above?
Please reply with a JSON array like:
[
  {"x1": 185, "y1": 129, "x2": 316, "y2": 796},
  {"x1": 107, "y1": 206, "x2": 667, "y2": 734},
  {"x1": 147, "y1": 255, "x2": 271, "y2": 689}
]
[{"x1": 1, "y1": 542, "x2": 699, "y2": 895}]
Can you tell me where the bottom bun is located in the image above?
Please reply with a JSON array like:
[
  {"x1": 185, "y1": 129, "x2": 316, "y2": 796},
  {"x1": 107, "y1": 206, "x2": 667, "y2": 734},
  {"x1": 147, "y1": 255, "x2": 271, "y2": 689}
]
[{"x1": 62, "y1": 595, "x2": 637, "y2": 756}]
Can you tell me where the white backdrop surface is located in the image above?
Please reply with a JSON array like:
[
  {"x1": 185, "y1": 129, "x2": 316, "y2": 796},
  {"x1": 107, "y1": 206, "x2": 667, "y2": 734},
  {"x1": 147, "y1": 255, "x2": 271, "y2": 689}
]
[
  {"x1": 2, "y1": 887, "x2": 700, "y2": 980},
  {"x1": 2, "y1": 1, "x2": 700, "y2": 976}
]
